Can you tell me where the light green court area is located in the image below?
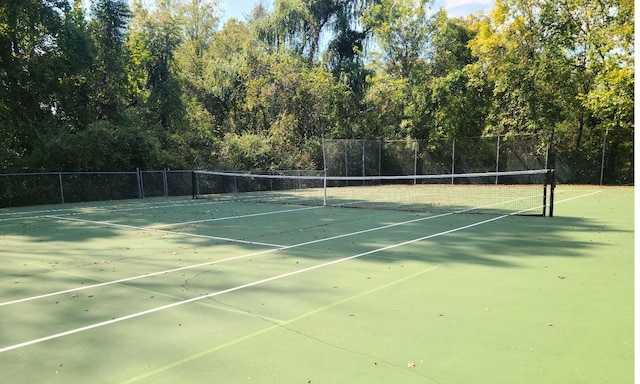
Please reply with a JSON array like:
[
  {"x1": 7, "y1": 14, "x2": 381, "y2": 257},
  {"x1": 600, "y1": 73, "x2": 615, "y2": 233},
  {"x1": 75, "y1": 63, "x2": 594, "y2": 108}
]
[{"x1": 0, "y1": 186, "x2": 633, "y2": 383}]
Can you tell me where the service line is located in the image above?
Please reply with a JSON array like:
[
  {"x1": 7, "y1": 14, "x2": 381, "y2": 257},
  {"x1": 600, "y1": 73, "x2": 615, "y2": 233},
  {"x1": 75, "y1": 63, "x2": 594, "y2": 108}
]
[
  {"x1": 0, "y1": 191, "x2": 602, "y2": 353},
  {"x1": 45, "y1": 215, "x2": 286, "y2": 248},
  {"x1": 0, "y1": 212, "x2": 502, "y2": 353},
  {"x1": 0, "y1": 211, "x2": 454, "y2": 308}
]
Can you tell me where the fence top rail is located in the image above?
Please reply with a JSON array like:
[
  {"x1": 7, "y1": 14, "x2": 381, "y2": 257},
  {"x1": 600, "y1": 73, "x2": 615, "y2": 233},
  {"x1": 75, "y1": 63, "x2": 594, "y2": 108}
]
[
  {"x1": 322, "y1": 133, "x2": 546, "y2": 142},
  {"x1": 1, "y1": 171, "x2": 138, "y2": 177}
]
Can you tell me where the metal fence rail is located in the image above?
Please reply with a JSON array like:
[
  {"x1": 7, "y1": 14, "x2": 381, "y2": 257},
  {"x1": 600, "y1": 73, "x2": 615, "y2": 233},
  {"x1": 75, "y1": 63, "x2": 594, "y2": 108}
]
[
  {"x1": 0, "y1": 170, "x2": 192, "y2": 208},
  {"x1": 322, "y1": 131, "x2": 631, "y2": 185},
  {"x1": 1, "y1": 132, "x2": 632, "y2": 208}
]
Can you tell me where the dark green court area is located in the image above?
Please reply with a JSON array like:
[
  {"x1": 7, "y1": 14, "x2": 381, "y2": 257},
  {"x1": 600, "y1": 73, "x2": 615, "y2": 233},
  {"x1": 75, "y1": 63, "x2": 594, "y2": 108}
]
[{"x1": 0, "y1": 186, "x2": 633, "y2": 383}]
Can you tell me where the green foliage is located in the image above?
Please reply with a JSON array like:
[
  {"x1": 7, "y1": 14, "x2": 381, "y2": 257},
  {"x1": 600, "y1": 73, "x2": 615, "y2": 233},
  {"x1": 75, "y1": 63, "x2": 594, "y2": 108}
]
[
  {"x1": 0, "y1": 0, "x2": 633, "y2": 184},
  {"x1": 28, "y1": 121, "x2": 161, "y2": 171},
  {"x1": 89, "y1": 0, "x2": 132, "y2": 122},
  {"x1": 363, "y1": 0, "x2": 432, "y2": 77}
]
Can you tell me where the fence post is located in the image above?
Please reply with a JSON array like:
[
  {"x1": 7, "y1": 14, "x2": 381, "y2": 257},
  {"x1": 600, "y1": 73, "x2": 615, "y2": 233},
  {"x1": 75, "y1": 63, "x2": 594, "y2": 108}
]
[
  {"x1": 137, "y1": 168, "x2": 144, "y2": 199},
  {"x1": 545, "y1": 145, "x2": 549, "y2": 170},
  {"x1": 414, "y1": 140, "x2": 418, "y2": 184},
  {"x1": 191, "y1": 171, "x2": 196, "y2": 199},
  {"x1": 344, "y1": 141, "x2": 348, "y2": 182},
  {"x1": 362, "y1": 139, "x2": 365, "y2": 184},
  {"x1": 495, "y1": 136, "x2": 501, "y2": 184},
  {"x1": 378, "y1": 140, "x2": 382, "y2": 177},
  {"x1": 451, "y1": 138, "x2": 456, "y2": 184},
  {"x1": 59, "y1": 173, "x2": 65, "y2": 204},
  {"x1": 161, "y1": 168, "x2": 168, "y2": 197},
  {"x1": 322, "y1": 138, "x2": 327, "y2": 176},
  {"x1": 600, "y1": 130, "x2": 607, "y2": 185}
]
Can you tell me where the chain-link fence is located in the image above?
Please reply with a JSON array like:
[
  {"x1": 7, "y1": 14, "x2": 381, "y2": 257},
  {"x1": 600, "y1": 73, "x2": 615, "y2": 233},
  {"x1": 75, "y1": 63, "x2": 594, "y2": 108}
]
[
  {"x1": 0, "y1": 170, "x2": 193, "y2": 208},
  {"x1": 322, "y1": 132, "x2": 632, "y2": 185},
  {"x1": 323, "y1": 135, "x2": 549, "y2": 178},
  {"x1": 551, "y1": 129, "x2": 634, "y2": 185},
  {"x1": 1, "y1": 133, "x2": 631, "y2": 208},
  {"x1": 139, "y1": 170, "x2": 193, "y2": 198}
]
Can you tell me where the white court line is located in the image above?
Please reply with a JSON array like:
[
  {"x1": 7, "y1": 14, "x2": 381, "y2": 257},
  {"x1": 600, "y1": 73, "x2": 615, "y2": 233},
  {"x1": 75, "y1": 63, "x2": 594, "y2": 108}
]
[
  {"x1": 0, "y1": 199, "x2": 218, "y2": 222},
  {"x1": 0, "y1": 190, "x2": 602, "y2": 352},
  {"x1": 145, "y1": 205, "x2": 323, "y2": 229},
  {"x1": 44, "y1": 215, "x2": 284, "y2": 248},
  {"x1": 0, "y1": 211, "x2": 455, "y2": 308},
  {"x1": 0, "y1": 213, "x2": 505, "y2": 353},
  {"x1": 553, "y1": 190, "x2": 602, "y2": 202},
  {"x1": 0, "y1": 189, "x2": 564, "y2": 308}
]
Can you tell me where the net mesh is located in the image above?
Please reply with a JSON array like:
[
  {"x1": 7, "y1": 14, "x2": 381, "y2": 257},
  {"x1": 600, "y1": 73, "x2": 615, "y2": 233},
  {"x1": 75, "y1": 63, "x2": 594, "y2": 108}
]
[{"x1": 193, "y1": 169, "x2": 554, "y2": 216}]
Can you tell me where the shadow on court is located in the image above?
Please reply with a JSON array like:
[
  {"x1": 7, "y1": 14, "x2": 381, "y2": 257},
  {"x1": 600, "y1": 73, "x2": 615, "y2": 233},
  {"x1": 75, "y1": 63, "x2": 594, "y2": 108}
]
[{"x1": 0, "y1": 187, "x2": 633, "y2": 384}]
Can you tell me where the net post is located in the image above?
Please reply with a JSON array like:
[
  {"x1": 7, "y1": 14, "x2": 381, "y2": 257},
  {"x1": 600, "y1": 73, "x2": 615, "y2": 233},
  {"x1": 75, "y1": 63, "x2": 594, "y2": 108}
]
[
  {"x1": 549, "y1": 169, "x2": 556, "y2": 217},
  {"x1": 322, "y1": 137, "x2": 328, "y2": 206},
  {"x1": 543, "y1": 171, "x2": 548, "y2": 216}
]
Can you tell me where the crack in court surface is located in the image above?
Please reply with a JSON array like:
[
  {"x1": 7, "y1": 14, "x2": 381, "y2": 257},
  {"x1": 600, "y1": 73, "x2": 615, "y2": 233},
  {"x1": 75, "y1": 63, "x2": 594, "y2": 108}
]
[{"x1": 119, "y1": 264, "x2": 444, "y2": 384}]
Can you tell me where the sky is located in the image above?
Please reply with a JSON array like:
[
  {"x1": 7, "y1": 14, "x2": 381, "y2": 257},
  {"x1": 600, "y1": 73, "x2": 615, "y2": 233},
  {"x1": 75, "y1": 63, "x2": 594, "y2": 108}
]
[
  {"x1": 442, "y1": 0, "x2": 494, "y2": 17},
  {"x1": 219, "y1": 0, "x2": 494, "y2": 23}
]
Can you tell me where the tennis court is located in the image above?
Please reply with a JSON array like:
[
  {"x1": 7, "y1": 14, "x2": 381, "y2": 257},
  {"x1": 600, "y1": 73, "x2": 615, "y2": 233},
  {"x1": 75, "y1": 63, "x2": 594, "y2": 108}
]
[{"x1": 0, "y1": 184, "x2": 633, "y2": 383}]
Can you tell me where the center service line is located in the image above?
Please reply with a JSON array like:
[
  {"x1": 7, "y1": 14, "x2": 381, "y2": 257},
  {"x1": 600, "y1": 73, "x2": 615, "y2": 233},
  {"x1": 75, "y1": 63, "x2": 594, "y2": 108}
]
[
  {"x1": 0, "y1": 213, "x2": 504, "y2": 353},
  {"x1": 0, "y1": 210, "x2": 454, "y2": 308},
  {"x1": 1, "y1": 191, "x2": 602, "y2": 352}
]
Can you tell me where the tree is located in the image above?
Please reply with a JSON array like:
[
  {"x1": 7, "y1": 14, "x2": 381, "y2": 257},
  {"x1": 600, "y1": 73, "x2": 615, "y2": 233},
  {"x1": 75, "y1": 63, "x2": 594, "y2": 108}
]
[
  {"x1": 361, "y1": 0, "x2": 434, "y2": 139},
  {"x1": 466, "y1": 0, "x2": 571, "y2": 136},
  {"x1": 0, "y1": 0, "x2": 71, "y2": 170},
  {"x1": 255, "y1": 0, "x2": 376, "y2": 138},
  {"x1": 362, "y1": 0, "x2": 431, "y2": 78},
  {"x1": 175, "y1": 0, "x2": 220, "y2": 90},
  {"x1": 56, "y1": 0, "x2": 96, "y2": 132},
  {"x1": 175, "y1": 0, "x2": 221, "y2": 168},
  {"x1": 89, "y1": 0, "x2": 132, "y2": 122},
  {"x1": 425, "y1": 12, "x2": 485, "y2": 138}
]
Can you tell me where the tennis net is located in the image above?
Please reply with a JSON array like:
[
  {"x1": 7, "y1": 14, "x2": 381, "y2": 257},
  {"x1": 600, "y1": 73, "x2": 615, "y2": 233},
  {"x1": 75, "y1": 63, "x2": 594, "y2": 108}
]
[{"x1": 192, "y1": 169, "x2": 555, "y2": 216}]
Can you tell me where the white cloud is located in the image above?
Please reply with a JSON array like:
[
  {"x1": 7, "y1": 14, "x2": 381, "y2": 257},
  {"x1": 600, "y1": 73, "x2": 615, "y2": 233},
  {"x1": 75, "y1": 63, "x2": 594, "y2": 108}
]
[{"x1": 444, "y1": 0, "x2": 492, "y2": 9}]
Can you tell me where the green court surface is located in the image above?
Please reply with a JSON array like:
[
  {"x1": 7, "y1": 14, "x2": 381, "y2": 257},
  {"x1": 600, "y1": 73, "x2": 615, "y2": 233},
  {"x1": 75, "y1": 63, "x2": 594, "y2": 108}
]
[{"x1": 0, "y1": 185, "x2": 633, "y2": 383}]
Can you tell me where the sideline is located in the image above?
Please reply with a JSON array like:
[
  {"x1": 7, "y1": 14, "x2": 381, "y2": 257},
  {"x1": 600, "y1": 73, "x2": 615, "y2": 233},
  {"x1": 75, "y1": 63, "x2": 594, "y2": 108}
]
[
  {"x1": 0, "y1": 198, "x2": 214, "y2": 222},
  {"x1": 0, "y1": 212, "x2": 505, "y2": 353},
  {"x1": 0, "y1": 190, "x2": 601, "y2": 309},
  {"x1": 0, "y1": 210, "x2": 454, "y2": 308},
  {"x1": 0, "y1": 191, "x2": 602, "y2": 353}
]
